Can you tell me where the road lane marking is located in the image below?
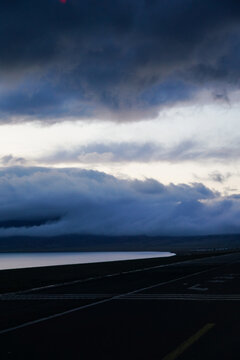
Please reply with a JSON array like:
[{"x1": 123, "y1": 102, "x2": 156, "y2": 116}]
[
  {"x1": 0, "y1": 293, "x2": 114, "y2": 300},
  {"x1": 214, "y1": 275, "x2": 234, "y2": 280},
  {"x1": 162, "y1": 323, "x2": 215, "y2": 360},
  {"x1": 122, "y1": 294, "x2": 240, "y2": 301},
  {"x1": 188, "y1": 284, "x2": 208, "y2": 291},
  {"x1": 2, "y1": 293, "x2": 240, "y2": 301},
  {"x1": 0, "y1": 267, "x2": 220, "y2": 335}
]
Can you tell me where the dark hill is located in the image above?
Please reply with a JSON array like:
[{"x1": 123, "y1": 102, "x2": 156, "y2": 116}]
[{"x1": 0, "y1": 234, "x2": 239, "y2": 252}]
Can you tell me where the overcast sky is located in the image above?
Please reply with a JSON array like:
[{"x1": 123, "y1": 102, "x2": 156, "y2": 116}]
[{"x1": 0, "y1": 0, "x2": 240, "y2": 236}]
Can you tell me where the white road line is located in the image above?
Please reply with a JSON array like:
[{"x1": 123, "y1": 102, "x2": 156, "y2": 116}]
[
  {"x1": 2, "y1": 293, "x2": 240, "y2": 301},
  {"x1": 188, "y1": 284, "x2": 208, "y2": 291},
  {"x1": 0, "y1": 266, "x2": 221, "y2": 335},
  {"x1": 122, "y1": 294, "x2": 240, "y2": 301},
  {"x1": 0, "y1": 294, "x2": 114, "y2": 300},
  {"x1": 2, "y1": 294, "x2": 240, "y2": 301},
  {"x1": 124, "y1": 293, "x2": 240, "y2": 299}
]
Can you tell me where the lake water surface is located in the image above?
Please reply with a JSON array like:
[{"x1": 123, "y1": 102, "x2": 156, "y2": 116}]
[{"x1": 0, "y1": 251, "x2": 175, "y2": 270}]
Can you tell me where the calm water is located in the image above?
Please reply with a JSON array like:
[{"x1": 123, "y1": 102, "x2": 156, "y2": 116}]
[{"x1": 0, "y1": 251, "x2": 175, "y2": 270}]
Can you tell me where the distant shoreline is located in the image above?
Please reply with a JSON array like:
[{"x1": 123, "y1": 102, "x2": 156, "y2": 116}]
[{"x1": 0, "y1": 251, "x2": 176, "y2": 271}]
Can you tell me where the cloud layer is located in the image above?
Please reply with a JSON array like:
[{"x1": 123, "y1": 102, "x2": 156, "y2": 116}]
[
  {"x1": 40, "y1": 140, "x2": 240, "y2": 164},
  {"x1": 1, "y1": 0, "x2": 240, "y2": 121},
  {"x1": 0, "y1": 167, "x2": 239, "y2": 237}
]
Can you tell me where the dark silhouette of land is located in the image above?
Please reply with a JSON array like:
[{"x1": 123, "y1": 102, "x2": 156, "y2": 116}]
[{"x1": 0, "y1": 233, "x2": 239, "y2": 252}]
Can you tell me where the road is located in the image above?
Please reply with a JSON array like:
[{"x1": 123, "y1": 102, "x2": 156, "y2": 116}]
[{"x1": 0, "y1": 252, "x2": 240, "y2": 359}]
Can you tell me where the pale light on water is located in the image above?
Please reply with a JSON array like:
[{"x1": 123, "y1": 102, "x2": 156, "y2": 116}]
[{"x1": 0, "y1": 251, "x2": 175, "y2": 270}]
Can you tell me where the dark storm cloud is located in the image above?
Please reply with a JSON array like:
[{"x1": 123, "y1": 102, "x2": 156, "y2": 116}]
[
  {"x1": 40, "y1": 141, "x2": 240, "y2": 164},
  {"x1": 1, "y1": 0, "x2": 240, "y2": 120},
  {"x1": 0, "y1": 167, "x2": 240, "y2": 236}
]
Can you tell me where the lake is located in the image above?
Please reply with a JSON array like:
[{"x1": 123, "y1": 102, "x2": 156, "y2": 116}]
[{"x1": 0, "y1": 251, "x2": 175, "y2": 270}]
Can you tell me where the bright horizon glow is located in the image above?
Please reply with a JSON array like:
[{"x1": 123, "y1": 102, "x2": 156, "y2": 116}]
[{"x1": 0, "y1": 102, "x2": 239, "y2": 194}]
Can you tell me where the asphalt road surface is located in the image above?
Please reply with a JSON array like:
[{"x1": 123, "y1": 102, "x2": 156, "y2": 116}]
[{"x1": 0, "y1": 252, "x2": 240, "y2": 359}]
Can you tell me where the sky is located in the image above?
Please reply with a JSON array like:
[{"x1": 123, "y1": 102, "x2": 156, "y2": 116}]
[{"x1": 0, "y1": 0, "x2": 240, "y2": 237}]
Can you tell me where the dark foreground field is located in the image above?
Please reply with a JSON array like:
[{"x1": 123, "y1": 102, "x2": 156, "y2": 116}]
[{"x1": 0, "y1": 251, "x2": 240, "y2": 359}]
